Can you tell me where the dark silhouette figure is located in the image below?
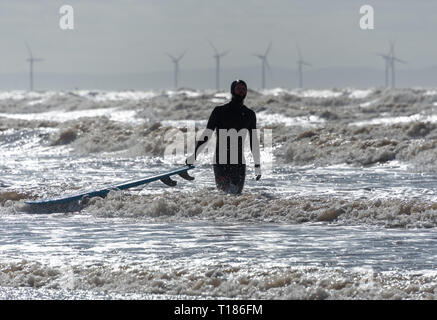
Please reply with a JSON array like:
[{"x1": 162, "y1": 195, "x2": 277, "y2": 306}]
[{"x1": 186, "y1": 80, "x2": 261, "y2": 194}]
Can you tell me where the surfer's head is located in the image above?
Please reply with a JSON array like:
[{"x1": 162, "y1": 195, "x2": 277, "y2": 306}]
[{"x1": 230, "y1": 79, "x2": 247, "y2": 103}]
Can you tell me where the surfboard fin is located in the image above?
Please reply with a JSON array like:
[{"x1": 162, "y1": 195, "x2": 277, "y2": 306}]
[
  {"x1": 178, "y1": 171, "x2": 195, "y2": 181},
  {"x1": 160, "y1": 176, "x2": 177, "y2": 187}
]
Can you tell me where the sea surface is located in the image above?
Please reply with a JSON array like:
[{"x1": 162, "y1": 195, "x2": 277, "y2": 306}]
[{"x1": 1, "y1": 88, "x2": 437, "y2": 299}]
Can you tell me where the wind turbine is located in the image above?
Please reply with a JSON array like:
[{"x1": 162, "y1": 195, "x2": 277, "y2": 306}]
[
  {"x1": 166, "y1": 51, "x2": 185, "y2": 89},
  {"x1": 375, "y1": 42, "x2": 406, "y2": 88},
  {"x1": 375, "y1": 53, "x2": 391, "y2": 88},
  {"x1": 253, "y1": 42, "x2": 272, "y2": 89},
  {"x1": 296, "y1": 45, "x2": 311, "y2": 88},
  {"x1": 208, "y1": 41, "x2": 229, "y2": 90},
  {"x1": 388, "y1": 42, "x2": 406, "y2": 88},
  {"x1": 25, "y1": 42, "x2": 44, "y2": 91}
]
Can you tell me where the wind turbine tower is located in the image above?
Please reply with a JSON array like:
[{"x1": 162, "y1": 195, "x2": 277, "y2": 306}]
[
  {"x1": 388, "y1": 42, "x2": 406, "y2": 88},
  {"x1": 166, "y1": 52, "x2": 185, "y2": 89},
  {"x1": 209, "y1": 41, "x2": 229, "y2": 90},
  {"x1": 376, "y1": 53, "x2": 391, "y2": 88},
  {"x1": 253, "y1": 42, "x2": 272, "y2": 89},
  {"x1": 25, "y1": 43, "x2": 44, "y2": 91},
  {"x1": 296, "y1": 45, "x2": 311, "y2": 88},
  {"x1": 376, "y1": 42, "x2": 406, "y2": 88}
]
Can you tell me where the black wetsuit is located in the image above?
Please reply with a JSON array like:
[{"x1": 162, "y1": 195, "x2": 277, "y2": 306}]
[{"x1": 193, "y1": 98, "x2": 259, "y2": 194}]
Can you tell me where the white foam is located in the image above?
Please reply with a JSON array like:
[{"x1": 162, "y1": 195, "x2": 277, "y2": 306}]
[
  {"x1": 210, "y1": 92, "x2": 231, "y2": 104},
  {"x1": 0, "y1": 107, "x2": 141, "y2": 124},
  {"x1": 260, "y1": 88, "x2": 343, "y2": 99},
  {"x1": 425, "y1": 90, "x2": 437, "y2": 96},
  {"x1": 0, "y1": 90, "x2": 159, "y2": 103},
  {"x1": 1, "y1": 256, "x2": 436, "y2": 299},
  {"x1": 260, "y1": 88, "x2": 291, "y2": 96},
  {"x1": 78, "y1": 91, "x2": 159, "y2": 102},
  {"x1": 299, "y1": 89, "x2": 343, "y2": 98},
  {"x1": 360, "y1": 98, "x2": 379, "y2": 108},
  {"x1": 213, "y1": 92, "x2": 231, "y2": 99},
  {"x1": 161, "y1": 119, "x2": 207, "y2": 128},
  {"x1": 0, "y1": 91, "x2": 60, "y2": 101},
  {"x1": 348, "y1": 89, "x2": 373, "y2": 99},
  {"x1": 258, "y1": 111, "x2": 325, "y2": 127},
  {"x1": 350, "y1": 113, "x2": 437, "y2": 126},
  {"x1": 165, "y1": 90, "x2": 202, "y2": 98}
]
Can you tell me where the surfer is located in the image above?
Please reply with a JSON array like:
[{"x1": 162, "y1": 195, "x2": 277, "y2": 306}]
[{"x1": 186, "y1": 79, "x2": 261, "y2": 194}]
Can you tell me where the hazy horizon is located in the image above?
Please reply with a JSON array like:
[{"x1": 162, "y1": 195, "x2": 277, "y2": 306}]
[
  {"x1": 0, "y1": 0, "x2": 436, "y2": 90},
  {"x1": 2, "y1": 65, "x2": 437, "y2": 91}
]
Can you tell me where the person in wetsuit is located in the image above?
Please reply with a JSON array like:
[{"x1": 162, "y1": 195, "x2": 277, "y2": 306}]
[{"x1": 186, "y1": 79, "x2": 261, "y2": 194}]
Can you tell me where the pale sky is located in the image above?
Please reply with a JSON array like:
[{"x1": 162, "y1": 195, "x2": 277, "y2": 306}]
[
  {"x1": 0, "y1": 0, "x2": 436, "y2": 90},
  {"x1": 0, "y1": 0, "x2": 436, "y2": 74}
]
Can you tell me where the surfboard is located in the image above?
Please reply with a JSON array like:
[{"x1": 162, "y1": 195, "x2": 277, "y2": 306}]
[{"x1": 25, "y1": 165, "x2": 195, "y2": 206}]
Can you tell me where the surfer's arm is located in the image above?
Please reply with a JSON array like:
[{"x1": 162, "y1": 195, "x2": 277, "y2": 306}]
[
  {"x1": 186, "y1": 108, "x2": 217, "y2": 165},
  {"x1": 249, "y1": 112, "x2": 261, "y2": 178}
]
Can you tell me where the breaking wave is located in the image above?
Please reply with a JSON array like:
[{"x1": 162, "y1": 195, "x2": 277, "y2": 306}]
[
  {"x1": 2, "y1": 87, "x2": 437, "y2": 170},
  {"x1": 2, "y1": 189, "x2": 434, "y2": 228},
  {"x1": 2, "y1": 87, "x2": 437, "y2": 228},
  {"x1": 1, "y1": 258, "x2": 436, "y2": 299}
]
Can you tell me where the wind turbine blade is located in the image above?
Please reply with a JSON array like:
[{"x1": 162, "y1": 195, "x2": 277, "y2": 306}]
[
  {"x1": 265, "y1": 41, "x2": 272, "y2": 56},
  {"x1": 253, "y1": 54, "x2": 264, "y2": 60},
  {"x1": 219, "y1": 50, "x2": 229, "y2": 57},
  {"x1": 265, "y1": 58, "x2": 274, "y2": 85},
  {"x1": 166, "y1": 52, "x2": 176, "y2": 61},
  {"x1": 302, "y1": 61, "x2": 311, "y2": 67},
  {"x1": 265, "y1": 58, "x2": 272, "y2": 73},
  {"x1": 177, "y1": 51, "x2": 186, "y2": 61},
  {"x1": 375, "y1": 53, "x2": 391, "y2": 61},
  {"x1": 296, "y1": 44, "x2": 302, "y2": 60},
  {"x1": 25, "y1": 42, "x2": 33, "y2": 58},
  {"x1": 389, "y1": 40, "x2": 395, "y2": 52},
  {"x1": 393, "y1": 57, "x2": 407, "y2": 64},
  {"x1": 208, "y1": 40, "x2": 218, "y2": 54}
]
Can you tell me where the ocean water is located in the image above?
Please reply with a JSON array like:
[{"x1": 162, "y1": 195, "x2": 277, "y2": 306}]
[{"x1": 1, "y1": 88, "x2": 437, "y2": 299}]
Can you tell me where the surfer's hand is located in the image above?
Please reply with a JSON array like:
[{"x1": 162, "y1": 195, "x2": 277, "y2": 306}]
[{"x1": 255, "y1": 164, "x2": 261, "y2": 180}]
